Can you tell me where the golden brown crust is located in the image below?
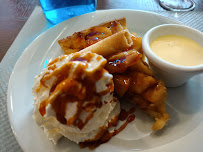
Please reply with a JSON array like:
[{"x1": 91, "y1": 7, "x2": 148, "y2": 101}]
[
  {"x1": 80, "y1": 30, "x2": 133, "y2": 57},
  {"x1": 58, "y1": 18, "x2": 127, "y2": 54}
]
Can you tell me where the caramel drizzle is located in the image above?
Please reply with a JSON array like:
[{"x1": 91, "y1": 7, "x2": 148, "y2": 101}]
[
  {"x1": 119, "y1": 107, "x2": 135, "y2": 121},
  {"x1": 38, "y1": 53, "x2": 112, "y2": 130},
  {"x1": 79, "y1": 108, "x2": 136, "y2": 150},
  {"x1": 105, "y1": 50, "x2": 142, "y2": 74}
]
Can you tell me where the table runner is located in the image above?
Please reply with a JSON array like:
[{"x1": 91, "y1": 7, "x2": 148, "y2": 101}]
[{"x1": 0, "y1": 6, "x2": 203, "y2": 152}]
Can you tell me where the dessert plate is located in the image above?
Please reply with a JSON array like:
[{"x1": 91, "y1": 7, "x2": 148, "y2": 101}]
[{"x1": 7, "y1": 10, "x2": 203, "y2": 152}]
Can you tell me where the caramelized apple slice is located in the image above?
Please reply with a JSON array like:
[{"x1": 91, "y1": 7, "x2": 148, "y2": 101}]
[
  {"x1": 142, "y1": 81, "x2": 167, "y2": 104},
  {"x1": 128, "y1": 72, "x2": 157, "y2": 94},
  {"x1": 126, "y1": 94, "x2": 149, "y2": 110},
  {"x1": 113, "y1": 74, "x2": 130, "y2": 98},
  {"x1": 127, "y1": 80, "x2": 169, "y2": 130},
  {"x1": 105, "y1": 50, "x2": 142, "y2": 74},
  {"x1": 128, "y1": 60, "x2": 154, "y2": 76}
]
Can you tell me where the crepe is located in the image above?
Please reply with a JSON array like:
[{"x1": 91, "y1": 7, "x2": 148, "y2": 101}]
[
  {"x1": 58, "y1": 18, "x2": 128, "y2": 54},
  {"x1": 80, "y1": 30, "x2": 133, "y2": 57}
]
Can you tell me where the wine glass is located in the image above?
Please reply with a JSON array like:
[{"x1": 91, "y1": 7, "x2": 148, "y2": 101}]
[{"x1": 159, "y1": 0, "x2": 195, "y2": 11}]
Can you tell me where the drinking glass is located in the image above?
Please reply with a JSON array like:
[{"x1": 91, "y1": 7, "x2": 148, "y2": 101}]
[
  {"x1": 40, "y1": 0, "x2": 97, "y2": 24},
  {"x1": 159, "y1": 0, "x2": 195, "y2": 11}
]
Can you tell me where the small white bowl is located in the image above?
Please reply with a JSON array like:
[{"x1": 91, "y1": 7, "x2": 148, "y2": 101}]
[{"x1": 142, "y1": 24, "x2": 203, "y2": 87}]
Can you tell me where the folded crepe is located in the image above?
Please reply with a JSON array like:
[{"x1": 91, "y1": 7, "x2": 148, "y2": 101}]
[{"x1": 80, "y1": 30, "x2": 133, "y2": 57}]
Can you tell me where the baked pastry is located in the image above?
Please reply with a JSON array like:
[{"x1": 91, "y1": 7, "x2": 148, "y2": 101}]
[
  {"x1": 58, "y1": 18, "x2": 143, "y2": 55},
  {"x1": 58, "y1": 18, "x2": 170, "y2": 130}
]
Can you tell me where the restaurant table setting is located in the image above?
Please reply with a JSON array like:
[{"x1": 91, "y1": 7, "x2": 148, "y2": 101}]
[{"x1": 1, "y1": 2, "x2": 203, "y2": 152}]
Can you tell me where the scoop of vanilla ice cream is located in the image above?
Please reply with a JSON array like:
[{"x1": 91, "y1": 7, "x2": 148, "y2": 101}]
[{"x1": 33, "y1": 52, "x2": 120, "y2": 144}]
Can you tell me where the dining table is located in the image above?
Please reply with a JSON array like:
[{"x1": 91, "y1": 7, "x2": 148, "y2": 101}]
[{"x1": 0, "y1": 0, "x2": 203, "y2": 151}]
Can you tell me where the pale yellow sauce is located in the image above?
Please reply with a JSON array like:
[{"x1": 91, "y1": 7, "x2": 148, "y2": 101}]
[{"x1": 150, "y1": 35, "x2": 203, "y2": 66}]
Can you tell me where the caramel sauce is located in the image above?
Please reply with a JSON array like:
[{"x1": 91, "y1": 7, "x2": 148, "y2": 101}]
[
  {"x1": 40, "y1": 71, "x2": 51, "y2": 88},
  {"x1": 39, "y1": 100, "x2": 47, "y2": 116},
  {"x1": 113, "y1": 115, "x2": 135, "y2": 136},
  {"x1": 105, "y1": 50, "x2": 141, "y2": 74},
  {"x1": 75, "y1": 109, "x2": 97, "y2": 130},
  {"x1": 98, "y1": 82, "x2": 114, "y2": 96},
  {"x1": 79, "y1": 109, "x2": 136, "y2": 150},
  {"x1": 48, "y1": 64, "x2": 56, "y2": 71},
  {"x1": 35, "y1": 88, "x2": 40, "y2": 93},
  {"x1": 86, "y1": 37, "x2": 99, "y2": 46},
  {"x1": 49, "y1": 64, "x2": 73, "y2": 94},
  {"x1": 85, "y1": 31, "x2": 102, "y2": 47},
  {"x1": 38, "y1": 53, "x2": 112, "y2": 130},
  {"x1": 79, "y1": 115, "x2": 119, "y2": 149},
  {"x1": 77, "y1": 32, "x2": 83, "y2": 39},
  {"x1": 70, "y1": 52, "x2": 93, "y2": 63},
  {"x1": 36, "y1": 71, "x2": 52, "y2": 93},
  {"x1": 84, "y1": 26, "x2": 114, "y2": 47},
  {"x1": 119, "y1": 107, "x2": 135, "y2": 121},
  {"x1": 85, "y1": 31, "x2": 102, "y2": 40},
  {"x1": 84, "y1": 103, "x2": 96, "y2": 112},
  {"x1": 71, "y1": 33, "x2": 86, "y2": 50},
  {"x1": 48, "y1": 57, "x2": 59, "y2": 66},
  {"x1": 96, "y1": 55, "x2": 102, "y2": 61}
]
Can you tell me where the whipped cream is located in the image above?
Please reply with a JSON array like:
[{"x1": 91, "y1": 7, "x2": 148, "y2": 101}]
[{"x1": 33, "y1": 52, "x2": 120, "y2": 144}]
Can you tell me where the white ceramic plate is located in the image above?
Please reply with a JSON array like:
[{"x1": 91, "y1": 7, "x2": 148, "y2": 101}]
[{"x1": 7, "y1": 10, "x2": 203, "y2": 152}]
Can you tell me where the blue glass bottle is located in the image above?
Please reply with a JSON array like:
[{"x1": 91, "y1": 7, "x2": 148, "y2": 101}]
[{"x1": 40, "y1": 0, "x2": 96, "y2": 24}]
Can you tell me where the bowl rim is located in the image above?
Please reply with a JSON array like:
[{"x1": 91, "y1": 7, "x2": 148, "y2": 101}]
[{"x1": 142, "y1": 24, "x2": 203, "y2": 73}]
